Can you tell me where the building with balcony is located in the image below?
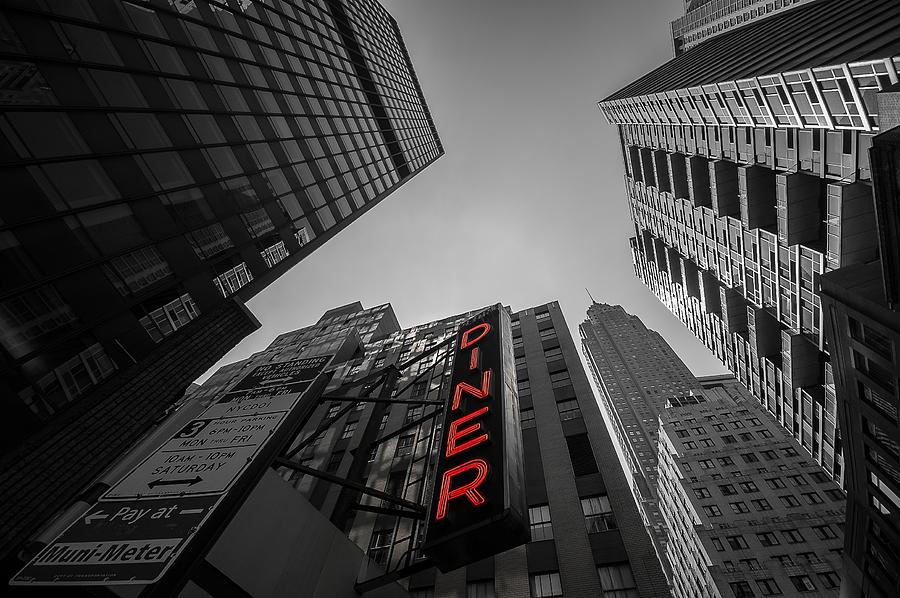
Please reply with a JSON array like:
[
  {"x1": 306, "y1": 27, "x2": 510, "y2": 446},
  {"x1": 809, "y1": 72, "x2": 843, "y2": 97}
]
[
  {"x1": 599, "y1": 0, "x2": 900, "y2": 485},
  {"x1": 658, "y1": 375, "x2": 845, "y2": 598},
  {"x1": 188, "y1": 301, "x2": 670, "y2": 597},
  {"x1": 0, "y1": 0, "x2": 442, "y2": 571}
]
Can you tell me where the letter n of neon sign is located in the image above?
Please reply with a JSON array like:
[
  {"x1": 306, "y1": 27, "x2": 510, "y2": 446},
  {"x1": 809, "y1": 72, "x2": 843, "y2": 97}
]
[{"x1": 451, "y1": 370, "x2": 492, "y2": 410}]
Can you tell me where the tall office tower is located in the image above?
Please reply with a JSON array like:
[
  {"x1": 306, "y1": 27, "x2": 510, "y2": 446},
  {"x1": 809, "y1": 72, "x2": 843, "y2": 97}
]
[
  {"x1": 671, "y1": 0, "x2": 818, "y2": 55},
  {"x1": 658, "y1": 375, "x2": 846, "y2": 598},
  {"x1": 579, "y1": 302, "x2": 702, "y2": 576},
  {"x1": 0, "y1": 0, "x2": 441, "y2": 570},
  {"x1": 598, "y1": 0, "x2": 900, "y2": 483},
  {"x1": 817, "y1": 95, "x2": 900, "y2": 597},
  {"x1": 194, "y1": 301, "x2": 671, "y2": 597}
]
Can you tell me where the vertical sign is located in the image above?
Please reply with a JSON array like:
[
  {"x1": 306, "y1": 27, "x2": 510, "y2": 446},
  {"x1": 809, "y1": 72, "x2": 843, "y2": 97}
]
[{"x1": 421, "y1": 304, "x2": 528, "y2": 571}]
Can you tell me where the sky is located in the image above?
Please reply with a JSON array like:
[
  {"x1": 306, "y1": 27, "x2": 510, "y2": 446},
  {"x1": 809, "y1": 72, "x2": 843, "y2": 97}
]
[{"x1": 196, "y1": 0, "x2": 727, "y2": 384}]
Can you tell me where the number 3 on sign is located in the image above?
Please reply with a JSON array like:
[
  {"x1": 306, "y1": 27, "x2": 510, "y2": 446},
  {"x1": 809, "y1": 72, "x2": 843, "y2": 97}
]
[{"x1": 176, "y1": 420, "x2": 211, "y2": 439}]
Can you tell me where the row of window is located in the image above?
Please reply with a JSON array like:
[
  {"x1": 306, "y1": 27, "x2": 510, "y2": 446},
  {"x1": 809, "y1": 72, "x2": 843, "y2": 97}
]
[
  {"x1": 528, "y1": 495, "x2": 616, "y2": 541},
  {"x1": 728, "y1": 569, "x2": 839, "y2": 596},
  {"x1": 409, "y1": 563, "x2": 637, "y2": 598}
]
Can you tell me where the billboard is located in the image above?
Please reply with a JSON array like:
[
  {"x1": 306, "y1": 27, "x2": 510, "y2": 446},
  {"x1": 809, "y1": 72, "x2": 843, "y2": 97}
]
[{"x1": 421, "y1": 305, "x2": 528, "y2": 571}]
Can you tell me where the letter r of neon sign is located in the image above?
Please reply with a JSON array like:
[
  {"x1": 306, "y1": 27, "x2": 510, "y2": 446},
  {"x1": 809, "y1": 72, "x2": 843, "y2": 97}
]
[{"x1": 435, "y1": 458, "x2": 489, "y2": 520}]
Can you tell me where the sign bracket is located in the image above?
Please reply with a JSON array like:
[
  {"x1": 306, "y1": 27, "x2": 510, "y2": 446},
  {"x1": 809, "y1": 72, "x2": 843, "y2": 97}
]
[{"x1": 271, "y1": 459, "x2": 425, "y2": 514}]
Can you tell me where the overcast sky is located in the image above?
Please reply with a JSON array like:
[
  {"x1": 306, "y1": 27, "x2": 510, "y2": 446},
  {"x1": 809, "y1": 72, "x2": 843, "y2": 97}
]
[{"x1": 196, "y1": 0, "x2": 727, "y2": 384}]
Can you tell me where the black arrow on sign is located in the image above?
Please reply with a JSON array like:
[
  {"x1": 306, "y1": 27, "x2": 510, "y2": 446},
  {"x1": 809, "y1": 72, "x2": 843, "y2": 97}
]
[{"x1": 148, "y1": 476, "x2": 203, "y2": 489}]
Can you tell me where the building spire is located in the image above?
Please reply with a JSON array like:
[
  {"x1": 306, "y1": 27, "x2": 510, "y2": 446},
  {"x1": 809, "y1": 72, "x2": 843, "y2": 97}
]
[{"x1": 585, "y1": 287, "x2": 596, "y2": 304}]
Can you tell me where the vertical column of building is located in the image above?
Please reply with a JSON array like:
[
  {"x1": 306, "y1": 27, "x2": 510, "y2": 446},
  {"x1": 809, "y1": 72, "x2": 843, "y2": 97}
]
[{"x1": 579, "y1": 302, "x2": 702, "y2": 577}]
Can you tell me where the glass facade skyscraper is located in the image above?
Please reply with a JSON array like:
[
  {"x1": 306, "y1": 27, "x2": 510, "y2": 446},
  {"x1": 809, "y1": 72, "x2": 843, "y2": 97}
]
[{"x1": 0, "y1": 0, "x2": 441, "y2": 570}]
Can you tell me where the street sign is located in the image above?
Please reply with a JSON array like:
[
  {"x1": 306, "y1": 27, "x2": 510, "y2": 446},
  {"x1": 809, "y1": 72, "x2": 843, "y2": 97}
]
[
  {"x1": 12, "y1": 496, "x2": 220, "y2": 585},
  {"x1": 104, "y1": 412, "x2": 286, "y2": 499},
  {"x1": 12, "y1": 355, "x2": 332, "y2": 586}
]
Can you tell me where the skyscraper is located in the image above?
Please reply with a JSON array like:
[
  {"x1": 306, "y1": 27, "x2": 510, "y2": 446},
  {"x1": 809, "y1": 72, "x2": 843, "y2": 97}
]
[
  {"x1": 0, "y1": 0, "x2": 441, "y2": 569},
  {"x1": 191, "y1": 301, "x2": 670, "y2": 597},
  {"x1": 579, "y1": 302, "x2": 702, "y2": 575},
  {"x1": 598, "y1": 0, "x2": 900, "y2": 484},
  {"x1": 671, "y1": 0, "x2": 818, "y2": 55},
  {"x1": 659, "y1": 375, "x2": 845, "y2": 598},
  {"x1": 582, "y1": 303, "x2": 846, "y2": 597}
]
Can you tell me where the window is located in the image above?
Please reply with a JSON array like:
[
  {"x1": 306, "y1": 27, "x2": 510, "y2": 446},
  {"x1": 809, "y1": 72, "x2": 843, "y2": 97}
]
[
  {"x1": 757, "y1": 532, "x2": 780, "y2": 547},
  {"x1": 582, "y1": 495, "x2": 617, "y2": 532},
  {"x1": 557, "y1": 399, "x2": 581, "y2": 421},
  {"x1": 714, "y1": 423, "x2": 729, "y2": 432},
  {"x1": 757, "y1": 578, "x2": 782, "y2": 596},
  {"x1": 341, "y1": 421, "x2": 357, "y2": 439},
  {"x1": 779, "y1": 495, "x2": 800, "y2": 508},
  {"x1": 722, "y1": 434, "x2": 737, "y2": 444},
  {"x1": 530, "y1": 572, "x2": 562, "y2": 597},
  {"x1": 727, "y1": 535, "x2": 749, "y2": 550},
  {"x1": 213, "y1": 262, "x2": 253, "y2": 297},
  {"x1": 138, "y1": 293, "x2": 199, "y2": 342},
  {"x1": 790, "y1": 575, "x2": 816, "y2": 592},
  {"x1": 739, "y1": 432, "x2": 755, "y2": 441},
  {"x1": 739, "y1": 481, "x2": 759, "y2": 493},
  {"x1": 813, "y1": 525, "x2": 837, "y2": 540},
  {"x1": 544, "y1": 347, "x2": 563, "y2": 360},
  {"x1": 699, "y1": 459, "x2": 715, "y2": 469},
  {"x1": 396, "y1": 434, "x2": 414, "y2": 457},
  {"x1": 676, "y1": 429, "x2": 690, "y2": 438},
  {"x1": 818, "y1": 571, "x2": 840, "y2": 589},
  {"x1": 405, "y1": 405, "x2": 424, "y2": 424},
  {"x1": 566, "y1": 433, "x2": 598, "y2": 476},
  {"x1": 694, "y1": 487, "x2": 711, "y2": 499},
  {"x1": 529, "y1": 505, "x2": 553, "y2": 541},
  {"x1": 761, "y1": 450, "x2": 778, "y2": 461},
  {"x1": 521, "y1": 407, "x2": 536, "y2": 429},
  {"x1": 718, "y1": 456, "x2": 734, "y2": 466},
  {"x1": 104, "y1": 245, "x2": 172, "y2": 295},
  {"x1": 549, "y1": 370, "x2": 571, "y2": 388},
  {"x1": 712, "y1": 537, "x2": 725, "y2": 551},
  {"x1": 740, "y1": 558, "x2": 761, "y2": 570},
  {"x1": 741, "y1": 452, "x2": 759, "y2": 463},
  {"x1": 719, "y1": 484, "x2": 738, "y2": 496},
  {"x1": 788, "y1": 474, "x2": 808, "y2": 486},
  {"x1": 411, "y1": 589, "x2": 434, "y2": 598},
  {"x1": 539, "y1": 328, "x2": 557, "y2": 340},
  {"x1": 731, "y1": 501, "x2": 750, "y2": 514},
  {"x1": 803, "y1": 492, "x2": 823, "y2": 505},
  {"x1": 684, "y1": 441, "x2": 697, "y2": 449},
  {"x1": 466, "y1": 581, "x2": 495, "y2": 598},
  {"x1": 759, "y1": 429, "x2": 773, "y2": 439},
  {"x1": 597, "y1": 563, "x2": 638, "y2": 598},
  {"x1": 379, "y1": 413, "x2": 389, "y2": 431},
  {"x1": 782, "y1": 447, "x2": 798, "y2": 457},
  {"x1": 766, "y1": 477, "x2": 786, "y2": 489},
  {"x1": 752, "y1": 498, "x2": 772, "y2": 511},
  {"x1": 729, "y1": 581, "x2": 755, "y2": 597},
  {"x1": 783, "y1": 528, "x2": 805, "y2": 544},
  {"x1": 704, "y1": 505, "x2": 723, "y2": 517},
  {"x1": 368, "y1": 529, "x2": 391, "y2": 566}
]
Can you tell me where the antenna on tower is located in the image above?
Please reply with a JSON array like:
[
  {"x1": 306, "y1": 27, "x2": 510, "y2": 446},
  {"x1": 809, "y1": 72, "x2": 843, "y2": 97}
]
[{"x1": 585, "y1": 288, "x2": 595, "y2": 304}]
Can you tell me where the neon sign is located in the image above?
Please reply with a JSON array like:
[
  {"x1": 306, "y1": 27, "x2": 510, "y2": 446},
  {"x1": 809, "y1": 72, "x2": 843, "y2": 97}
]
[{"x1": 422, "y1": 305, "x2": 528, "y2": 571}]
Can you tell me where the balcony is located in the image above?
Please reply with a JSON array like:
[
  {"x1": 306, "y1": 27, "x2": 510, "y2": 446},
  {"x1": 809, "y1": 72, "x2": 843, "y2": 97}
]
[
  {"x1": 824, "y1": 182, "x2": 877, "y2": 271},
  {"x1": 775, "y1": 173, "x2": 823, "y2": 246},
  {"x1": 710, "y1": 160, "x2": 740, "y2": 217},
  {"x1": 687, "y1": 155, "x2": 711, "y2": 207},
  {"x1": 739, "y1": 165, "x2": 777, "y2": 231}
]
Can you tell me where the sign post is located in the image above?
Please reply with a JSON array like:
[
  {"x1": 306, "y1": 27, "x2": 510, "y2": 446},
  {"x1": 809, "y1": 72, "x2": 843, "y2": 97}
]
[
  {"x1": 11, "y1": 355, "x2": 332, "y2": 587},
  {"x1": 421, "y1": 305, "x2": 528, "y2": 572}
]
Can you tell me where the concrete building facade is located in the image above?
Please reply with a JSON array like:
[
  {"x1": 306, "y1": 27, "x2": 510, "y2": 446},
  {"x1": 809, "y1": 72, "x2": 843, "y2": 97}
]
[
  {"x1": 658, "y1": 375, "x2": 845, "y2": 598},
  {"x1": 192, "y1": 301, "x2": 671, "y2": 598}
]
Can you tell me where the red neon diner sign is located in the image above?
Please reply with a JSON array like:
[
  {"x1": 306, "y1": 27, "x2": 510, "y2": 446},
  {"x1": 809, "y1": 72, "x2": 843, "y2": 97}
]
[{"x1": 422, "y1": 305, "x2": 528, "y2": 572}]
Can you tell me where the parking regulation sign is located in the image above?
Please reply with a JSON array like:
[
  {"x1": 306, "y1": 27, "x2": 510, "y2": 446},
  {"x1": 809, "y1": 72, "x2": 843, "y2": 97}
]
[
  {"x1": 11, "y1": 355, "x2": 332, "y2": 586},
  {"x1": 12, "y1": 496, "x2": 220, "y2": 585}
]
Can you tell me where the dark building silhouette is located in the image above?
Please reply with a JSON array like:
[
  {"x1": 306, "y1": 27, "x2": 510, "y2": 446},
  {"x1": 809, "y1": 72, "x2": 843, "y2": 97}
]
[
  {"x1": 0, "y1": 0, "x2": 441, "y2": 567},
  {"x1": 190, "y1": 301, "x2": 671, "y2": 597},
  {"x1": 819, "y1": 90, "x2": 900, "y2": 598}
]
